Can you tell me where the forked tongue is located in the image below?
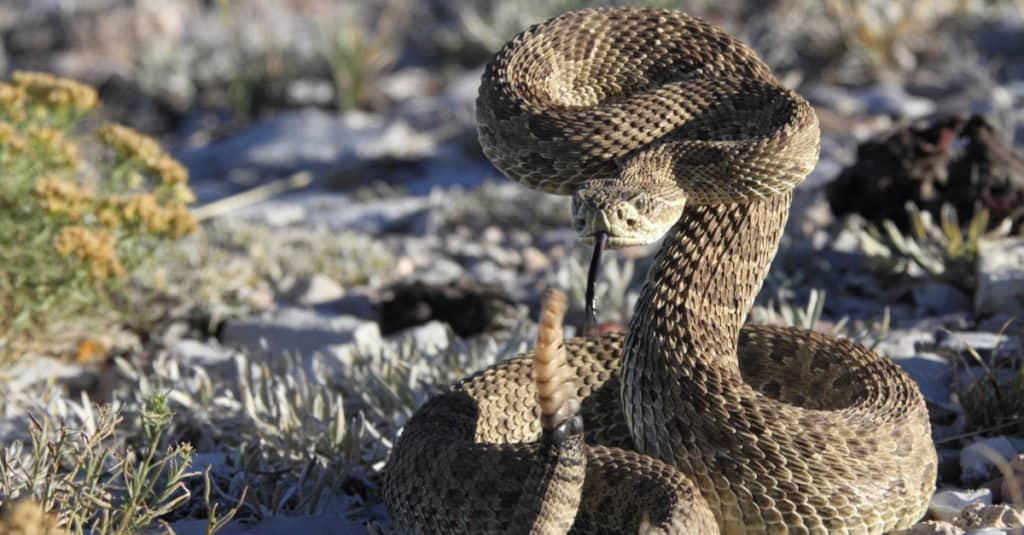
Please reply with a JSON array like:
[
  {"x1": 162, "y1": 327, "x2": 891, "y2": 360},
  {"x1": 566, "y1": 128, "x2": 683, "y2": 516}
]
[{"x1": 583, "y1": 231, "x2": 607, "y2": 337}]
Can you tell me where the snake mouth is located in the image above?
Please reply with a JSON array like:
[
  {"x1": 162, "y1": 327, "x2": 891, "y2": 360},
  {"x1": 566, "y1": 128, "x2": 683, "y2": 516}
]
[{"x1": 583, "y1": 231, "x2": 607, "y2": 336}]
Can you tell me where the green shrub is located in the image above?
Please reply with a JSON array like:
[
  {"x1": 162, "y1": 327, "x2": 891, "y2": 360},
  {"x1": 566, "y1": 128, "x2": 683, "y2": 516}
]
[{"x1": 0, "y1": 72, "x2": 197, "y2": 358}]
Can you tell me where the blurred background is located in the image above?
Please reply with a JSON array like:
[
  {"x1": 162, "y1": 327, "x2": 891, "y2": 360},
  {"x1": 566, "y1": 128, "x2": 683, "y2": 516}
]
[{"x1": 3, "y1": 0, "x2": 1023, "y2": 197}]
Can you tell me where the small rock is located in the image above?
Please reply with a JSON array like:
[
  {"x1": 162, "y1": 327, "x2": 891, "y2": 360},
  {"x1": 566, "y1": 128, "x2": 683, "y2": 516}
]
[
  {"x1": 876, "y1": 329, "x2": 935, "y2": 359},
  {"x1": 170, "y1": 339, "x2": 235, "y2": 375},
  {"x1": 936, "y1": 330, "x2": 1022, "y2": 362},
  {"x1": 930, "y1": 488, "x2": 992, "y2": 522},
  {"x1": 390, "y1": 321, "x2": 451, "y2": 354},
  {"x1": 318, "y1": 287, "x2": 378, "y2": 320},
  {"x1": 522, "y1": 246, "x2": 551, "y2": 273},
  {"x1": 0, "y1": 356, "x2": 92, "y2": 394},
  {"x1": 961, "y1": 436, "x2": 1024, "y2": 483},
  {"x1": 975, "y1": 238, "x2": 1024, "y2": 316},
  {"x1": 377, "y1": 278, "x2": 520, "y2": 337},
  {"x1": 417, "y1": 257, "x2": 465, "y2": 286},
  {"x1": 894, "y1": 520, "x2": 964, "y2": 534},
  {"x1": 481, "y1": 226, "x2": 503, "y2": 244},
  {"x1": 285, "y1": 274, "x2": 345, "y2": 306},
  {"x1": 954, "y1": 502, "x2": 1024, "y2": 531},
  {"x1": 483, "y1": 244, "x2": 521, "y2": 267}
]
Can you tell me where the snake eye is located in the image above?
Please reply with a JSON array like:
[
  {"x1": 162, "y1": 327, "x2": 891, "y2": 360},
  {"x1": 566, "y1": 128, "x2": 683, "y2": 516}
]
[{"x1": 575, "y1": 217, "x2": 585, "y2": 230}]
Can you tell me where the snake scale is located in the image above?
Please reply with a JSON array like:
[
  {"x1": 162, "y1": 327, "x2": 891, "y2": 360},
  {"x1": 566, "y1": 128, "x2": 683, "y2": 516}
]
[{"x1": 384, "y1": 7, "x2": 936, "y2": 534}]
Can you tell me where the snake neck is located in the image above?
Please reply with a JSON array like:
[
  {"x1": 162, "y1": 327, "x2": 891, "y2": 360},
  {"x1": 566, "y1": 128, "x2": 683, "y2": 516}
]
[{"x1": 620, "y1": 193, "x2": 791, "y2": 460}]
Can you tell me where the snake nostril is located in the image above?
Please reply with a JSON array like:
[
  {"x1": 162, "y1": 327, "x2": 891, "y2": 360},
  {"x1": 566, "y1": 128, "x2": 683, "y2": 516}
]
[
  {"x1": 575, "y1": 218, "x2": 585, "y2": 229},
  {"x1": 626, "y1": 218, "x2": 638, "y2": 229}
]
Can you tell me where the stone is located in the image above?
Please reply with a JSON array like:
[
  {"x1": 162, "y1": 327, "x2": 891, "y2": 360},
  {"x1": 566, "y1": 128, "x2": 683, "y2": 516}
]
[
  {"x1": 395, "y1": 321, "x2": 451, "y2": 354},
  {"x1": 890, "y1": 352, "x2": 953, "y2": 406},
  {"x1": 894, "y1": 521, "x2": 964, "y2": 534},
  {"x1": 522, "y1": 246, "x2": 552, "y2": 273},
  {"x1": 0, "y1": 356, "x2": 92, "y2": 394},
  {"x1": 875, "y1": 329, "x2": 935, "y2": 359},
  {"x1": 170, "y1": 339, "x2": 235, "y2": 376},
  {"x1": 975, "y1": 238, "x2": 1024, "y2": 316},
  {"x1": 220, "y1": 308, "x2": 375, "y2": 358},
  {"x1": 377, "y1": 278, "x2": 520, "y2": 337},
  {"x1": 929, "y1": 488, "x2": 992, "y2": 522},
  {"x1": 961, "y1": 436, "x2": 1024, "y2": 483},
  {"x1": 954, "y1": 502, "x2": 1024, "y2": 531},
  {"x1": 318, "y1": 287, "x2": 378, "y2": 321},
  {"x1": 936, "y1": 330, "x2": 1023, "y2": 363},
  {"x1": 913, "y1": 282, "x2": 971, "y2": 315},
  {"x1": 285, "y1": 274, "x2": 345, "y2": 306}
]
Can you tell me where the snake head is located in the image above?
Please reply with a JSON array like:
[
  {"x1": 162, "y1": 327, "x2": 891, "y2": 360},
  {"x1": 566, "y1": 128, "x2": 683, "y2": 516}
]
[{"x1": 572, "y1": 179, "x2": 687, "y2": 249}]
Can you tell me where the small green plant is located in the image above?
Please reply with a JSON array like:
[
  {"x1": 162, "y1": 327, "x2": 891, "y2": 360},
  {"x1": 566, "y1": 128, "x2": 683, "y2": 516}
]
[
  {"x1": 0, "y1": 71, "x2": 197, "y2": 358},
  {"x1": 0, "y1": 394, "x2": 227, "y2": 535},
  {"x1": 750, "y1": 287, "x2": 891, "y2": 350},
  {"x1": 321, "y1": 5, "x2": 402, "y2": 112},
  {"x1": 855, "y1": 201, "x2": 1010, "y2": 290}
]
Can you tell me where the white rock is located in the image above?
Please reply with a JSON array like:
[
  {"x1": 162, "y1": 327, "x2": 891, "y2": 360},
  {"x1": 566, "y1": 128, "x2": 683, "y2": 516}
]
[
  {"x1": 286, "y1": 273, "x2": 345, "y2": 306},
  {"x1": 961, "y1": 436, "x2": 1024, "y2": 483},
  {"x1": 0, "y1": 356, "x2": 91, "y2": 393},
  {"x1": 522, "y1": 246, "x2": 551, "y2": 272},
  {"x1": 929, "y1": 488, "x2": 992, "y2": 522},
  {"x1": 221, "y1": 308, "x2": 374, "y2": 357},
  {"x1": 396, "y1": 321, "x2": 451, "y2": 353},
  {"x1": 875, "y1": 329, "x2": 934, "y2": 359},
  {"x1": 975, "y1": 238, "x2": 1024, "y2": 316},
  {"x1": 170, "y1": 339, "x2": 235, "y2": 375},
  {"x1": 937, "y1": 331, "x2": 1022, "y2": 362}
]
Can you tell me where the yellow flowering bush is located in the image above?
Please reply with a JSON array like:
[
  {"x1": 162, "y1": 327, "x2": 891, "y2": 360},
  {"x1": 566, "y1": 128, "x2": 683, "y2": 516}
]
[{"x1": 0, "y1": 71, "x2": 197, "y2": 353}]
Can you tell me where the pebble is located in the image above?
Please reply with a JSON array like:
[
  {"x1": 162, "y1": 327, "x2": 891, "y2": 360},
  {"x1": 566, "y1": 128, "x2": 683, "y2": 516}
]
[
  {"x1": 170, "y1": 339, "x2": 235, "y2": 376},
  {"x1": 522, "y1": 246, "x2": 552, "y2": 272},
  {"x1": 895, "y1": 521, "x2": 965, "y2": 534},
  {"x1": 284, "y1": 273, "x2": 345, "y2": 306},
  {"x1": 930, "y1": 489, "x2": 992, "y2": 522}
]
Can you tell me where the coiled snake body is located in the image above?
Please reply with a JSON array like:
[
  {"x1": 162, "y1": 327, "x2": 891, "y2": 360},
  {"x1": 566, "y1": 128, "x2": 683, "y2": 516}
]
[{"x1": 384, "y1": 8, "x2": 936, "y2": 534}]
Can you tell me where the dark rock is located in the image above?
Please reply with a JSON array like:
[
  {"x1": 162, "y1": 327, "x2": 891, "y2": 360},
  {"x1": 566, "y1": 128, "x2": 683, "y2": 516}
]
[
  {"x1": 827, "y1": 115, "x2": 1024, "y2": 232},
  {"x1": 378, "y1": 278, "x2": 521, "y2": 337}
]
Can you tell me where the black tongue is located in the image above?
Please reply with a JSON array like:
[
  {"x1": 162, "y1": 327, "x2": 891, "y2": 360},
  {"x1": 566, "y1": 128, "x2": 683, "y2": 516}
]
[{"x1": 583, "y1": 232, "x2": 607, "y2": 337}]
